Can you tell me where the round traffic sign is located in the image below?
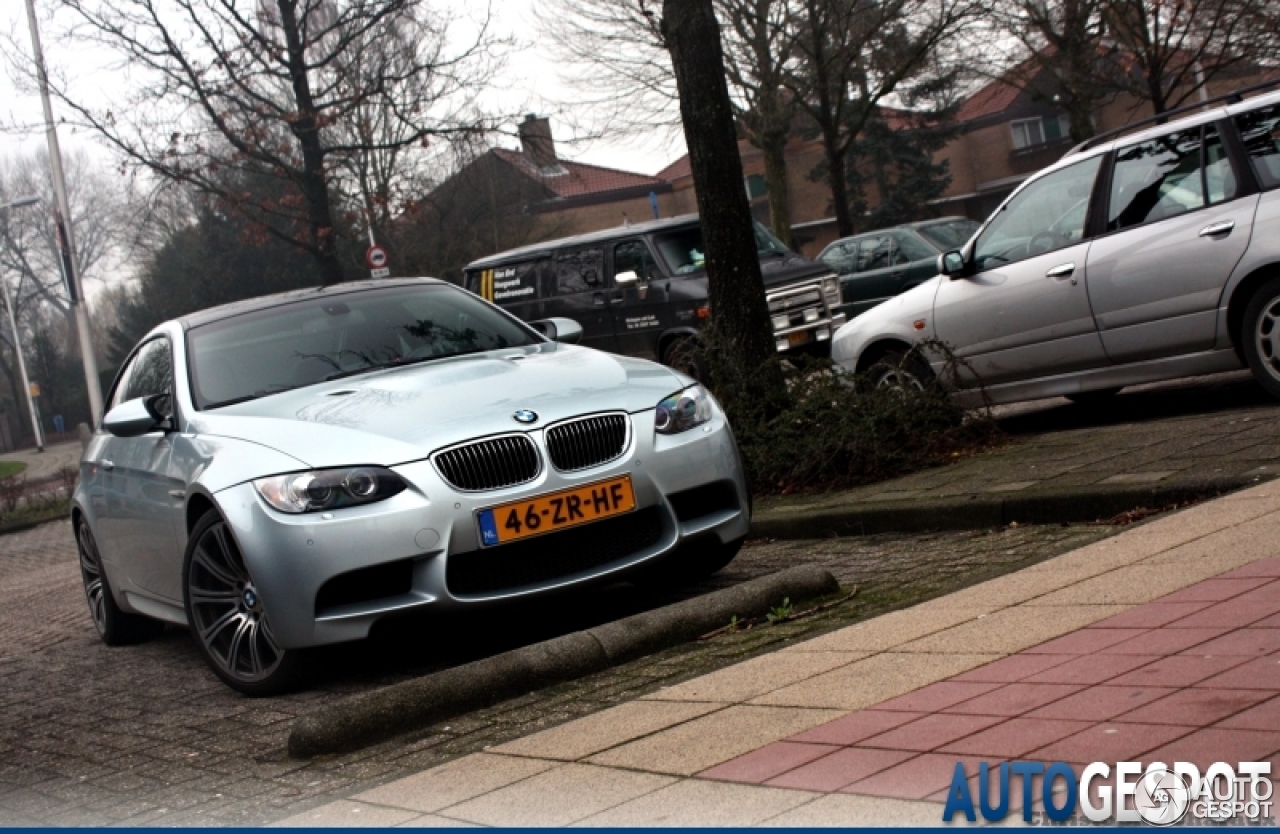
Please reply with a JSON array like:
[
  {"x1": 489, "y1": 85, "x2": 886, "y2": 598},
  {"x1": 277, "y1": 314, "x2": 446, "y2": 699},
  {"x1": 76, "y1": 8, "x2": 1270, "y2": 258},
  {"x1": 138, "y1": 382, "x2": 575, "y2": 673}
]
[{"x1": 365, "y1": 245, "x2": 389, "y2": 269}]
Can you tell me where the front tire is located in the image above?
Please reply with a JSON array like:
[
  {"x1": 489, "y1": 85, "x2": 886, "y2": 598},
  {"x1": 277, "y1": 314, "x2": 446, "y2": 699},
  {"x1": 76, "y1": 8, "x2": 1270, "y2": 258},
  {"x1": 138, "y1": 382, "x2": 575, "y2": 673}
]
[
  {"x1": 76, "y1": 518, "x2": 164, "y2": 646},
  {"x1": 1243, "y1": 277, "x2": 1280, "y2": 399},
  {"x1": 867, "y1": 348, "x2": 932, "y2": 392},
  {"x1": 183, "y1": 509, "x2": 305, "y2": 695},
  {"x1": 661, "y1": 337, "x2": 707, "y2": 382}
]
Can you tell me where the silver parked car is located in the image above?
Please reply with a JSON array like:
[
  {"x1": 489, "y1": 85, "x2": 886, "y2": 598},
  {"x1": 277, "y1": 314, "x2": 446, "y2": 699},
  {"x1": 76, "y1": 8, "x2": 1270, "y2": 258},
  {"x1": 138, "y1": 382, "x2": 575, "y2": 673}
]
[
  {"x1": 831, "y1": 83, "x2": 1280, "y2": 407},
  {"x1": 73, "y1": 279, "x2": 749, "y2": 694}
]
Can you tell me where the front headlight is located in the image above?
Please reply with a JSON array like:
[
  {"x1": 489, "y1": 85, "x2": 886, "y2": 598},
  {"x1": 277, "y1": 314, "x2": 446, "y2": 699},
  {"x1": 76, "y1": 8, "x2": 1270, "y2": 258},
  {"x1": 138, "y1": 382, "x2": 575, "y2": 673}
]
[
  {"x1": 823, "y1": 275, "x2": 840, "y2": 305},
  {"x1": 655, "y1": 385, "x2": 714, "y2": 435},
  {"x1": 253, "y1": 466, "x2": 407, "y2": 514}
]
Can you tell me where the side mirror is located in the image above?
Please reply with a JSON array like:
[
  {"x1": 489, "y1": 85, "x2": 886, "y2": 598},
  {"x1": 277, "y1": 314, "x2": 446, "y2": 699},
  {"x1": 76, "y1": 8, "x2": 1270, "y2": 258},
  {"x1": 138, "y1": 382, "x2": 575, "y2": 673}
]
[
  {"x1": 938, "y1": 250, "x2": 967, "y2": 279},
  {"x1": 103, "y1": 394, "x2": 171, "y2": 438},
  {"x1": 614, "y1": 270, "x2": 640, "y2": 287},
  {"x1": 528, "y1": 317, "x2": 583, "y2": 345}
]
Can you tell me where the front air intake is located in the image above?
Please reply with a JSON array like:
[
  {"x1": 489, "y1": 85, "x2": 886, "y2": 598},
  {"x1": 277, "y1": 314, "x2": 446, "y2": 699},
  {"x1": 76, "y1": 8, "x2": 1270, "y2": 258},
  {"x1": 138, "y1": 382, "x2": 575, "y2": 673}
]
[{"x1": 545, "y1": 413, "x2": 630, "y2": 472}]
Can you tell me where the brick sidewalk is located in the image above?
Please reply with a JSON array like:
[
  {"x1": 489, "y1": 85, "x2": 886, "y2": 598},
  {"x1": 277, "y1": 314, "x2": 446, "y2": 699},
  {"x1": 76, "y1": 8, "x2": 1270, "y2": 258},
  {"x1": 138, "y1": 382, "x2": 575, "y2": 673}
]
[{"x1": 284, "y1": 480, "x2": 1280, "y2": 826}]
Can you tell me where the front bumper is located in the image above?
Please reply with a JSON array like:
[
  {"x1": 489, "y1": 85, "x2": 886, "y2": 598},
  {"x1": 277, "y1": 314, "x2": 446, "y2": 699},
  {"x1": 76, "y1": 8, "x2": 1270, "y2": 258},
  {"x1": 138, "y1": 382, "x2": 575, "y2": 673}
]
[{"x1": 214, "y1": 408, "x2": 749, "y2": 649}]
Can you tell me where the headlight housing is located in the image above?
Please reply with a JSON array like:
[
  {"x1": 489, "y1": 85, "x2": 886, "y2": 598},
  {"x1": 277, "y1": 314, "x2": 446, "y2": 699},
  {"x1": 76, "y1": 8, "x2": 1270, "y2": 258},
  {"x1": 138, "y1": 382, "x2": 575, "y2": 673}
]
[
  {"x1": 655, "y1": 385, "x2": 714, "y2": 435},
  {"x1": 253, "y1": 466, "x2": 407, "y2": 514}
]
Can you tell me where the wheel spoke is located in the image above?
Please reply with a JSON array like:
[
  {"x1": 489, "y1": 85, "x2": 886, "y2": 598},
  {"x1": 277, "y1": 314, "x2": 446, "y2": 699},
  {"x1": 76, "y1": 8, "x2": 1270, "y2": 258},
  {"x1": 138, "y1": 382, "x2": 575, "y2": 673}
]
[
  {"x1": 188, "y1": 586, "x2": 240, "y2": 607},
  {"x1": 199, "y1": 606, "x2": 241, "y2": 645},
  {"x1": 224, "y1": 616, "x2": 252, "y2": 674},
  {"x1": 193, "y1": 542, "x2": 243, "y2": 589}
]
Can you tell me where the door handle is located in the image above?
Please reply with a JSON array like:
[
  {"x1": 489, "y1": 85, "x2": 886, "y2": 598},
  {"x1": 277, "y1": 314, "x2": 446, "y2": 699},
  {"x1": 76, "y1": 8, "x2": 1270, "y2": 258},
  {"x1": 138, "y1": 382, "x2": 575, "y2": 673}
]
[
  {"x1": 592, "y1": 293, "x2": 606, "y2": 307},
  {"x1": 168, "y1": 489, "x2": 186, "y2": 499},
  {"x1": 1045, "y1": 263, "x2": 1075, "y2": 279},
  {"x1": 100, "y1": 460, "x2": 114, "y2": 471},
  {"x1": 1200, "y1": 220, "x2": 1235, "y2": 238}
]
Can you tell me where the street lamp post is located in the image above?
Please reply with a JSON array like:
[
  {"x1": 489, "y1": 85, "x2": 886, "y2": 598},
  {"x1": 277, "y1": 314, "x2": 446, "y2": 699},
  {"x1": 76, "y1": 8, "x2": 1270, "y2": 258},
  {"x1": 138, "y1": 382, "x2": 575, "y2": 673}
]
[{"x1": 0, "y1": 195, "x2": 46, "y2": 452}]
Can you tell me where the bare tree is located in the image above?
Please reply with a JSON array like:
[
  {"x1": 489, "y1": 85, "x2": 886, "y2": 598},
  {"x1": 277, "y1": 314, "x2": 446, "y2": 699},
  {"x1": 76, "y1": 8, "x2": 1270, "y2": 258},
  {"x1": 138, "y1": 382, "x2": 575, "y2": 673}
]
[
  {"x1": 787, "y1": 0, "x2": 978, "y2": 239},
  {"x1": 1104, "y1": 0, "x2": 1273, "y2": 114},
  {"x1": 25, "y1": 0, "x2": 505, "y2": 284}
]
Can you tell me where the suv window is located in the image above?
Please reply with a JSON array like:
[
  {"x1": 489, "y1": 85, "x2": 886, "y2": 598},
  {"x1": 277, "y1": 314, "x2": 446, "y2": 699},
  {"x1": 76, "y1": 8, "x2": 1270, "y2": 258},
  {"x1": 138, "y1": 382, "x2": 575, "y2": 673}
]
[
  {"x1": 917, "y1": 219, "x2": 980, "y2": 251},
  {"x1": 111, "y1": 338, "x2": 173, "y2": 415},
  {"x1": 613, "y1": 240, "x2": 661, "y2": 282},
  {"x1": 973, "y1": 155, "x2": 1102, "y2": 271},
  {"x1": 1108, "y1": 126, "x2": 1235, "y2": 232},
  {"x1": 654, "y1": 221, "x2": 790, "y2": 276},
  {"x1": 555, "y1": 249, "x2": 604, "y2": 294},
  {"x1": 1235, "y1": 103, "x2": 1280, "y2": 190}
]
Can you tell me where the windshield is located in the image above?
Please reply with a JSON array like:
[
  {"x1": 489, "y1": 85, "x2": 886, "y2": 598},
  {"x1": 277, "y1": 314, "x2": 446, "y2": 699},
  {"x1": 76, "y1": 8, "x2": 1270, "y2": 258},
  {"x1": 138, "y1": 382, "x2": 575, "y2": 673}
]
[
  {"x1": 916, "y1": 219, "x2": 980, "y2": 251},
  {"x1": 654, "y1": 221, "x2": 790, "y2": 274},
  {"x1": 186, "y1": 284, "x2": 540, "y2": 409}
]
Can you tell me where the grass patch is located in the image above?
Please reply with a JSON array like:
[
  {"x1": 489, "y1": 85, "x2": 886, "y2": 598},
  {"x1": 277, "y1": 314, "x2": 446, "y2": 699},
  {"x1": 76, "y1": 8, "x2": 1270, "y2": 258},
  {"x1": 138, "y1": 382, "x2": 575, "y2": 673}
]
[{"x1": 0, "y1": 461, "x2": 27, "y2": 480}]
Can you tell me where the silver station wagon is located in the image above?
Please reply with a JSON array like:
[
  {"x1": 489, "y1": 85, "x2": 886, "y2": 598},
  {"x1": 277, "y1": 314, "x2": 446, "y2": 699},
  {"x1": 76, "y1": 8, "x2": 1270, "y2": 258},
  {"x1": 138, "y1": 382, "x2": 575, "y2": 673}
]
[
  {"x1": 72, "y1": 279, "x2": 749, "y2": 694},
  {"x1": 832, "y1": 82, "x2": 1280, "y2": 407}
]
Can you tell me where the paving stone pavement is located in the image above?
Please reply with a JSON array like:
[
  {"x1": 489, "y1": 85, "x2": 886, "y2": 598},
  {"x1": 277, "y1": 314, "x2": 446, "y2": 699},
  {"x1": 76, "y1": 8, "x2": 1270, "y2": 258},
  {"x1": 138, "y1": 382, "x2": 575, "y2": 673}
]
[{"x1": 0, "y1": 516, "x2": 1111, "y2": 826}]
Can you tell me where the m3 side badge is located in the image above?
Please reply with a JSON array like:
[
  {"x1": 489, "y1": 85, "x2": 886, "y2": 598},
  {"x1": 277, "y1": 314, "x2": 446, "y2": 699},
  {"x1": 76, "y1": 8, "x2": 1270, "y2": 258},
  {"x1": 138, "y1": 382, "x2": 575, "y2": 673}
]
[{"x1": 512, "y1": 410, "x2": 538, "y2": 424}]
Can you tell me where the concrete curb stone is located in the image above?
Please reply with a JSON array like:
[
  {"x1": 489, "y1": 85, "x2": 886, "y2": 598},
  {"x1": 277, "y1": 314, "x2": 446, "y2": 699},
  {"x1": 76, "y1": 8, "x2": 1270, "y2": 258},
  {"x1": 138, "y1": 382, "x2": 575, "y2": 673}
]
[
  {"x1": 750, "y1": 477, "x2": 1265, "y2": 539},
  {"x1": 288, "y1": 565, "x2": 839, "y2": 758}
]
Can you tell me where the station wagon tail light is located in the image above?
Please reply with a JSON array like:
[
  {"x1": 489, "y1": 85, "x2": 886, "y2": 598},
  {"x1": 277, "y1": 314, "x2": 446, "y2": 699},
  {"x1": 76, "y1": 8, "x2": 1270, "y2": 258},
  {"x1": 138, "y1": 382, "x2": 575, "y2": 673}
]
[
  {"x1": 655, "y1": 385, "x2": 714, "y2": 435},
  {"x1": 253, "y1": 466, "x2": 407, "y2": 513}
]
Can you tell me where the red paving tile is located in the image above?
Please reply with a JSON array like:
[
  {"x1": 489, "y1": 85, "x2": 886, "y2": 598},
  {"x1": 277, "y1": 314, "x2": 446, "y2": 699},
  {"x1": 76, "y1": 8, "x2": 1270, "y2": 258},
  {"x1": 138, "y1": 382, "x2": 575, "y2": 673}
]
[
  {"x1": 937, "y1": 717, "x2": 1092, "y2": 758},
  {"x1": 1025, "y1": 628, "x2": 1143, "y2": 654},
  {"x1": 1114, "y1": 688, "x2": 1272, "y2": 726},
  {"x1": 764, "y1": 747, "x2": 916, "y2": 792},
  {"x1": 1026, "y1": 686, "x2": 1176, "y2": 722},
  {"x1": 841, "y1": 753, "x2": 983, "y2": 801},
  {"x1": 1021, "y1": 654, "x2": 1159, "y2": 685},
  {"x1": 789, "y1": 709, "x2": 922, "y2": 746},
  {"x1": 1215, "y1": 695, "x2": 1280, "y2": 730},
  {"x1": 1155, "y1": 578, "x2": 1274, "y2": 603},
  {"x1": 1197, "y1": 654, "x2": 1280, "y2": 690},
  {"x1": 949, "y1": 653, "x2": 1068, "y2": 683},
  {"x1": 698, "y1": 741, "x2": 838, "y2": 783},
  {"x1": 1107, "y1": 654, "x2": 1251, "y2": 687},
  {"x1": 1088, "y1": 601, "x2": 1214, "y2": 629},
  {"x1": 1176, "y1": 600, "x2": 1280, "y2": 629},
  {"x1": 1100, "y1": 628, "x2": 1229, "y2": 655},
  {"x1": 1030, "y1": 722, "x2": 1192, "y2": 762},
  {"x1": 1218, "y1": 558, "x2": 1280, "y2": 578},
  {"x1": 1143, "y1": 728, "x2": 1280, "y2": 770},
  {"x1": 858, "y1": 713, "x2": 1003, "y2": 752},
  {"x1": 1181, "y1": 628, "x2": 1280, "y2": 657},
  {"x1": 944, "y1": 683, "x2": 1085, "y2": 717},
  {"x1": 871, "y1": 681, "x2": 1003, "y2": 713}
]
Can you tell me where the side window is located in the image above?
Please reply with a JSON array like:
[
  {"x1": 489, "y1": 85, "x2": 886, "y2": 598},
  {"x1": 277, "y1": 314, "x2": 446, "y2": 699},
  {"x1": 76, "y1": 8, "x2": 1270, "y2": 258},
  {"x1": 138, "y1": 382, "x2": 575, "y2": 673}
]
[
  {"x1": 613, "y1": 241, "x2": 660, "y2": 283},
  {"x1": 1235, "y1": 104, "x2": 1280, "y2": 190},
  {"x1": 856, "y1": 236, "x2": 893, "y2": 272},
  {"x1": 1108, "y1": 128, "x2": 1206, "y2": 231},
  {"x1": 555, "y1": 249, "x2": 604, "y2": 294},
  {"x1": 974, "y1": 155, "x2": 1103, "y2": 271},
  {"x1": 821, "y1": 243, "x2": 855, "y2": 274},
  {"x1": 112, "y1": 339, "x2": 173, "y2": 416},
  {"x1": 892, "y1": 231, "x2": 936, "y2": 262}
]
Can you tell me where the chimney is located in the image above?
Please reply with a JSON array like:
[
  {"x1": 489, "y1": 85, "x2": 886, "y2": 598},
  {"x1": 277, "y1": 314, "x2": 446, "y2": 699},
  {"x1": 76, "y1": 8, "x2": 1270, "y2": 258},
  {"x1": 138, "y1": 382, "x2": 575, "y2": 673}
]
[{"x1": 518, "y1": 114, "x2": 556, "y2": 168}]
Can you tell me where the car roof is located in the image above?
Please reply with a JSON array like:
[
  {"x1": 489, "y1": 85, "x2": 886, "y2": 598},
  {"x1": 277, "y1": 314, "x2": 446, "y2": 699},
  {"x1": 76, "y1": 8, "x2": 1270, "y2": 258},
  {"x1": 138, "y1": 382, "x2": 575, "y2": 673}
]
[
  {"x1": 466, "y1": 213, "x2": 703, "y2": 270},
  {"x1": 179, "y1": 277, "x2": 442, "y2": 329},
  {"x1": 820, "y1": 216, "x2": 975, "y2": 251}
]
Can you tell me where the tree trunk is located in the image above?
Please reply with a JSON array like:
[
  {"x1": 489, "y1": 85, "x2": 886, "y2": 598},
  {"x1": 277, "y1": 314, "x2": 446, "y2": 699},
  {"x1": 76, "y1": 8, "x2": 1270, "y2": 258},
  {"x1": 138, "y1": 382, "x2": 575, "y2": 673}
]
[
  {"x1": 760, "y1": 132, "x2": 792, "y2": 245},
  {"x1": 277, "y1": 0, "x2": 345, "y2": 286},
  {"x1": 661, "y1": 0, "x2": 781, "y2": 392},
  {"x1": 824, "y1": 126, "x2": 854, "y2": 238}
]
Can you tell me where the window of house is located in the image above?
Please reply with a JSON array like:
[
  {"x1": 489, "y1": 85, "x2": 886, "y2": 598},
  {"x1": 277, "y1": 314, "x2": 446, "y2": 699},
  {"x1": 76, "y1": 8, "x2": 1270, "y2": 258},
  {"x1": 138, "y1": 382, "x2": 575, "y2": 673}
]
[
  {"x1": 1011, "y1": 115, "x2": 1072, "y2": 150},
  {"x1": 1235, "y1": 103, "x2": 1280, "y2": 190},
  {"x1": 744, "y1": 174, "x2": 768, "y2": 199}
]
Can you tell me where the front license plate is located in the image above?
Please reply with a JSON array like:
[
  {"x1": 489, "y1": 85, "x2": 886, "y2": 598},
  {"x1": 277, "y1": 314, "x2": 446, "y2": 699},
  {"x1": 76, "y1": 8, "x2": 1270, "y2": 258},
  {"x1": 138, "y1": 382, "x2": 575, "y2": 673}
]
[
  {"x1": 476, "y1": 476, "x2": 636, "y2": 547},
  {"x1": 787, "y1": 330, "x2": 812, "y2": 347}
]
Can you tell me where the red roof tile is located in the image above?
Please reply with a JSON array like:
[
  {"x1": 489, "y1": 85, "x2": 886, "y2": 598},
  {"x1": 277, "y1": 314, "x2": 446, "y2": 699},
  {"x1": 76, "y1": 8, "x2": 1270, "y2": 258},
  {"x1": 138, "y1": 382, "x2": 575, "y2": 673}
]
[
  {"x1": 492, "y1": 148, "x2": 663, "y2": 198},
  {"x1": 655, "y1": 155, "x2": 692, "y2": 182}
]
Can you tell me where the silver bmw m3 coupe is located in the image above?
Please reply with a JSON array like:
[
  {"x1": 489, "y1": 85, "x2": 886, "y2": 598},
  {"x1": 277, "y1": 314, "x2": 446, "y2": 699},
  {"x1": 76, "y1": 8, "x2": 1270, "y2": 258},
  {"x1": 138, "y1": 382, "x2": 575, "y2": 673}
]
[{"x1": 73, "y1": 278, "x2": 750, "y2": 694}]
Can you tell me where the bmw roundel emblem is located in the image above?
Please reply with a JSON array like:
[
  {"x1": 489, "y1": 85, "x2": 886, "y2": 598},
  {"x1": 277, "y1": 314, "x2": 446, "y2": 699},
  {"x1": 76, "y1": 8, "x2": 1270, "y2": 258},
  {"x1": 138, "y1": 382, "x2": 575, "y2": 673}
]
[{"x1": 512, "y1": 409, "x2": 538, "y2": 424}]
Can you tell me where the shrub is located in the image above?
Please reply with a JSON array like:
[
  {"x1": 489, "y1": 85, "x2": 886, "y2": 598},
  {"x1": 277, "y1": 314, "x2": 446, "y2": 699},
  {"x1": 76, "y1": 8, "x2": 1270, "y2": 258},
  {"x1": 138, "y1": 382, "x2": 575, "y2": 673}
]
[
  {"x1": 0, "y1": 474, "x2": 26, "y2": 514},
  {"x1": 702, "y1": 338, "x2": 999, "y2": 495}
]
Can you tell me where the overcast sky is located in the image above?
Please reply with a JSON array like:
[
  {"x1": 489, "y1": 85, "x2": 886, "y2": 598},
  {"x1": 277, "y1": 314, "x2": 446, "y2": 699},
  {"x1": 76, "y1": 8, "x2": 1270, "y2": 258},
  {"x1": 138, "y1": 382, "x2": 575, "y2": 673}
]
[{"x1": 0, "y1": 0, "x2": 686, "y2": 178}]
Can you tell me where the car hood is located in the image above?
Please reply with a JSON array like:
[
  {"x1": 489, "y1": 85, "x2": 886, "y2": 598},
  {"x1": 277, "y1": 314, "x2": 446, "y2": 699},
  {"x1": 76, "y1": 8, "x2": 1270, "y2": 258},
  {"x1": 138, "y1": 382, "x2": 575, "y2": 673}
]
[
  {"x1": 185, "y1": 343, "x2": 687, "y2": 469},
  {"x1": 760, "y1": 253, "x2": 831, "y2": 287}
]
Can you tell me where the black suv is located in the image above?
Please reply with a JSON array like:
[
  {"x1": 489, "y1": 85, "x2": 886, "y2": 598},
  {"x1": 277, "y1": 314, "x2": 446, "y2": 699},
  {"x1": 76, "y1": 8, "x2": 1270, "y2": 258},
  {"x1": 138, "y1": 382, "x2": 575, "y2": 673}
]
[{"x1": 463, "y1": 214, "x2": 844, "y2": 375}]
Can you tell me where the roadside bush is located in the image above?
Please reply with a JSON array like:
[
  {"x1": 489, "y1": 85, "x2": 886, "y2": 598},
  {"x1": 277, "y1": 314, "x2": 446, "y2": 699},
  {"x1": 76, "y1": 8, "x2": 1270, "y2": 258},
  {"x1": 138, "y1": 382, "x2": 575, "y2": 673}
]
[
  {"x1": 0, "y1": 474, "x2": 26, "y2": 514},
  {"x1": 702, "y1": 339, "x2": 1000, "y2": 495}
]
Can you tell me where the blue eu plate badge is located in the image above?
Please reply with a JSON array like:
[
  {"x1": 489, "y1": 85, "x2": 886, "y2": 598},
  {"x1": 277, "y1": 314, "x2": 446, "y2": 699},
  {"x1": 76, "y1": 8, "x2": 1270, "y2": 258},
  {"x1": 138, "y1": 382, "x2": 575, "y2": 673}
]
[{"x1": 477, "y1": 510, "x2": 500, "y2": 546}]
